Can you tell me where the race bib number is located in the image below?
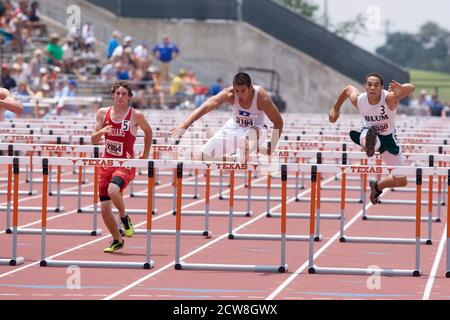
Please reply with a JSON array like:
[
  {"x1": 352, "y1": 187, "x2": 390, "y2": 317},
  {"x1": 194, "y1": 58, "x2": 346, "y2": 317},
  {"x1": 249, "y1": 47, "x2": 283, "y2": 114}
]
[
  {"x1": 374, "y1": 123, "x2": 389, "y2": 133},
  {"x1": 105, "y1": 139, "x2": 123, "y2": 156},
  {"x1": 122, "y1": 120, "x2": 130, "y2": 131},
  {"x1": 235, "y1": 116, "x2": 254, "y2": 128}
]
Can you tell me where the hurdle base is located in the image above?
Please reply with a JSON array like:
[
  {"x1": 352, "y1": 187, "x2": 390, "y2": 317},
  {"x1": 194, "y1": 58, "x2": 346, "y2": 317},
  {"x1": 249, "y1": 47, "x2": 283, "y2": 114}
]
[
  {"x1": 135, "y1": 229, "x2": 211, "y2": 237},
  {"x1": 79, "y1": 207, "x2": 153, "y2": 215},
  {"x1": 41, "y1": 259, "x2": 155, "y2": 269},
  {"x1": 362, "y1": 215, "x2": 440, "y2": 222},
  {"x1": 220, "y1": 195, "x2": 282, "y2": 201},
  {"x1": 230, "y1": 233, "x2": 309, "y2": 241},
  {"x1": 268, "y1": 212, "x2": 341, "y2": 220},
  {"x1": 0, "y1": 206, "x2": 64, "y2": 212},
  {"x1": 0, "y1": 190, "x2": 37, "y2": 196},
  {"x1": 175, "y1": 261, "x2": 288, "y2": 273},
  {"x1": 341, "y1": 236, "x2": 431, "y2": 245},
  {"x1": 0, "y1": 257, "x2": 24, "y2": 266},
  {"x1": 15, "y1": 228, "x2": 102, "y2": 236},
  {"x1": 310, "y1": 266, "x2": 419, "y2": 277},
  {"x1": 181, "y1": 210, "x2": 251, "y2": 217},
  {"x1": 296, "y1": 197, "x2": 362, "y2": 203}
]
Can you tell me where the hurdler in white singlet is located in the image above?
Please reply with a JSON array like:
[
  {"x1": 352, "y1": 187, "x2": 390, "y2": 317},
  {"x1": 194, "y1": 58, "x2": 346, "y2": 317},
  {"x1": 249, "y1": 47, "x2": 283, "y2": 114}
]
[
  {"x1": 356, "y1": 89, "x2": 396, "y2": 136},
  {"x1": 232, "y1": 85, "x2": 265, "y2": 128}
]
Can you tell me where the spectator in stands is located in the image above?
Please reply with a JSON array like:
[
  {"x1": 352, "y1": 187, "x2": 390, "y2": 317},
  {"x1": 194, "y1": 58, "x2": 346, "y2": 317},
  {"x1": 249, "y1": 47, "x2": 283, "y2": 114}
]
[
  {"x1": 81, "y1": 22, "x2": 96, "y2": 50},
  {"x1": 106, "y1": 30, "x2": 121, "y2": 59},
  {"x1": 409, "y1": 90, "x2": 430, "y2": 116},
  {"x1": 112, "y1": 35, "x2": 133, "y2": 59},
  {"x1": 152, "y1": 35, "x2": 179, "y2": 83},
  {"x1": 195, "y1": 85, "x2": 208, "y2": 108},
  {"x1": 184, "y1": 69, "x2": 199, "y2": 97},
  {"x1": 56, "y1": 78, "x2": 78, "y2": 115},
  {"x1": 209, "y1": 77, "x2": 223, "y2": 96},
  {"x1": 12, "y1": 80, "x2": 33, "y2": 116},
  {"x1": 169, "y1": 69, "x2": 186, "y2": 97},
  {"x1": 116, "y1": 62, "x2": 130, "y2": 81},
  {"x1": 133, "y1": 40, "x2": 151, "y2": 71},
  {"x1": 427, "y1": 93, "x2": 445, "y2": 117},
  {"x1": 1, "y1": 63, "x2": 16, "y2": 90},
  {"x1": 25, "y1": 1, "x2": 47, "y2": 36},
  {"x1": 101, "y1": 61, "x2": 116, "y2": 81},
  {"x1": 45, "y1": 33, "x2": 63, "y2": 67},
  {"x1": 11, "y1": 53, "x2": 29, "y2": 83},
  {"x1": 62, "y1": 36, "x2": 76, "y2": 73},
  {"x1": 29, "y1": 48, "x2": 44, "y2": 88}
]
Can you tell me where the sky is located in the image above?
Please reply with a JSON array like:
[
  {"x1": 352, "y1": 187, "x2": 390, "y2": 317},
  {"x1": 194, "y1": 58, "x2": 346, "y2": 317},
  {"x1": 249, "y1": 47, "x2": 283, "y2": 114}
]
[{"x1": 307, "y1": 0, "x2": 450, "y2": 53}]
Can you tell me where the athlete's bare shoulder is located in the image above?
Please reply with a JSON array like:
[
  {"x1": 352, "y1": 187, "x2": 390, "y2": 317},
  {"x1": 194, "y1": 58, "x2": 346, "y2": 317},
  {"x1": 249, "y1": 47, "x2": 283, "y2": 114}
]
[{"x1": 96, "y1": 107, "x2": 109, "y2": 116}]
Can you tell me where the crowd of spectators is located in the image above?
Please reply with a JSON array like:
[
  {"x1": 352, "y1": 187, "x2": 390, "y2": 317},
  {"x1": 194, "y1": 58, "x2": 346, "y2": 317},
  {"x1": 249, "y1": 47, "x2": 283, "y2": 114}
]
[{"x1": 399, "y1": 89, "x2": 450, "y2": 117}]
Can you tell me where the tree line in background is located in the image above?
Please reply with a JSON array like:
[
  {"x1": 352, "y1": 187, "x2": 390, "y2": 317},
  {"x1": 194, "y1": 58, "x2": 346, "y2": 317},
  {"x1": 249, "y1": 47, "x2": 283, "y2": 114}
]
[
  {"x1": 275, "y1": 1, "x2": 450, "y2": 74},
  {"x1": 376, "y1": 22, "x2": 450, "y2": 73}
]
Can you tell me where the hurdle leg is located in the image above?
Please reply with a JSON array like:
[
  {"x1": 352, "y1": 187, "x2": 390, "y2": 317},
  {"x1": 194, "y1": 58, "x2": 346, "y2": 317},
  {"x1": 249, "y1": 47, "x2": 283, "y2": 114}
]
[
  {"x1": 54, "y1": 164, "x2": 61, "y2": 212},
  {"x1": 339, "y1": 172, "x2": 347, "y2": 241},
  {"x1": 279, "y1": 165, "x2": 288, "y2": 273},
  {"x1": 77, "y1": 165, "x2": 83, "y2": 212},
  {"x1": 91, "y1": 164, "x2": 100, "y2": 235},
  {"x1": 315, "y1": 172, "x2": 322, "y2": 241},
  {"x1": 203, "y1": 169, "x2": 211, "y2": 237},
  {"x1": 426, "y1": 175, "x2": 433, "y2": 244},
  {"x1": 172, "y1": 169, "x2": 177, "y2": 215},
  {"x1": 227, "y1": 171, "x2": 235, "y2": 238},
  {"x1": 308, "y1": 167, "x2": 318, "y2": 273},
  {"x1": 414, "y1": 169, "x2": 422, "y2": 277},
  {"x1": 246, "y1": 171, "x2": 252, "y2": 217},
  {"x1": 437, "y1": 174, "x2": 442, "y2": 222},
  {"x1": 265, "y1": 171, "x2": 272, "y2": 217},
  {"x1": 219, "y1": 171, "x2": 224, "y2": 200},
  {"x1": 145, "y1": 162, "x2": 155, "y2": 269},
  {"x1": 5, "y1": 164, "x2": 12, "y2": 233},
  {"x1": 193, "y1": 169, "x2": 199, "y2": 199},
  {"x1": 362, "y1": 159, "x2": 368, "y2": 220},
  {"x1": 129, "y1": 176, "x2": 135, "y2": 197},
  {"x1": 174, "y1": 163, "x2": 183, "y2": 269},
  {"x1": 48, "y1": 164, "x2": 53, "y2": 195},
  {"x1": 10, "y1": 159, "x2": 24, "y2": 266},
  {"x1": 40, "y1": 160, "x2": 49, "y2": 265},
  {"x1": 28, "y1": 154, "x2": 34, "y2": 195}
]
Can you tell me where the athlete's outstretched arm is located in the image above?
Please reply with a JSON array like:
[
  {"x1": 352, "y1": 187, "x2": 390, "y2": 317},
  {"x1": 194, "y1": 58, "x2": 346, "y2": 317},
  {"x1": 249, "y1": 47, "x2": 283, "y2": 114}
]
[
  {"x1": 0, "y1": 89, "x2": 23, "y2": 115},
  {"x1": 91, "y1": 108, "x2": 111, "y2": 145},
  {"x1": 135, "y1": 110, "x2": 153, "y2": 159},
  {"x1": 329, "y1": 85, "x2": 360, "y2": 123},
  {"x1": 386, "y1": 81, "x2": 416, "y2": 110},
  {"x1": 170, "y1": 88, "x2": 232, "y2": 140},
  {"x1": 260, "y1": 90, "x2": 283, "y2": 153}
]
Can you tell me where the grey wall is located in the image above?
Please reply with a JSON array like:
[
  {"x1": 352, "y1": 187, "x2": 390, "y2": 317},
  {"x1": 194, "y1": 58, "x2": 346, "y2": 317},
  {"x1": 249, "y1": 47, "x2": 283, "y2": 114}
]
[{"x1": 38, "y1": 0, "x2": 361, "y2": 113}]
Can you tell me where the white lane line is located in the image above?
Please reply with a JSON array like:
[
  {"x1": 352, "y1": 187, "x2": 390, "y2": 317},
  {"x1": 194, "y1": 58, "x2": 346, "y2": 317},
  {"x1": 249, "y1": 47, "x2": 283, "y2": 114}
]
[{"x1": 422, "y1": 224, "x2": 447, "y2": 300}]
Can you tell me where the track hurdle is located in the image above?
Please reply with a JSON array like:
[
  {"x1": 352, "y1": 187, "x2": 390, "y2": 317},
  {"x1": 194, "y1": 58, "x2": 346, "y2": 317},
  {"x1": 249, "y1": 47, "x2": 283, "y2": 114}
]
[
  {"x1": 308, "y1": 165, "x2": 426, "y2": 277},
  {"x1": 229, "y1": 163, "x2": 310, "y2": 242},
  {"x1": 174, "y1": 162, "x2": 288, "y2": 273},
  {"x1": 267, "y1": 153, "x2": 341, "y2": 239},
  {"x1": 0, "y1": 158, "x2": 25, "y2": 266},
  {"x1": 40, "y1": 158, "x2": 155, "y2": 269}
]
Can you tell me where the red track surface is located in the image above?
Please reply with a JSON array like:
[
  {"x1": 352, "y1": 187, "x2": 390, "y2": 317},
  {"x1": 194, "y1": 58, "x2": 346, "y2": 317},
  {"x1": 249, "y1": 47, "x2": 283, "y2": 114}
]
[{"x1": 0, "y1": 163, "x2": 448, "y2": 300}]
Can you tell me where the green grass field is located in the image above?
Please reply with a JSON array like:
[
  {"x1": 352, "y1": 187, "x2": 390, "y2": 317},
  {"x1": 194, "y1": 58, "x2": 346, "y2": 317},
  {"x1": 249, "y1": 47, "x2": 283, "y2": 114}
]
[{"x1": 410, "y1": 69, "x2": 450, "y2": 102}]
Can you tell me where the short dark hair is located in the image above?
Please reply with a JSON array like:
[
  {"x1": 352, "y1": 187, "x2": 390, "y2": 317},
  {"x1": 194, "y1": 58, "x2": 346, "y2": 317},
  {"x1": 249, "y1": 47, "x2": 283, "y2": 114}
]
[
  {"x1": 111, "y1": 80, "x2": 133, "y2": 97},
  {"x1": 364, "y1": 72, "x2": 384, "y2": 86},
  {"x1": 233, "y1": 72, "x2": 252, "y2": 87}
]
